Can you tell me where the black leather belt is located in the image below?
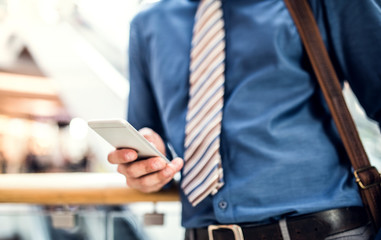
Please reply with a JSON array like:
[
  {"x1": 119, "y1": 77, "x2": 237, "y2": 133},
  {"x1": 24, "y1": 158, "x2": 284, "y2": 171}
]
[{"x1": 185, "y1": 207, "x2": 370, "y2": 240}]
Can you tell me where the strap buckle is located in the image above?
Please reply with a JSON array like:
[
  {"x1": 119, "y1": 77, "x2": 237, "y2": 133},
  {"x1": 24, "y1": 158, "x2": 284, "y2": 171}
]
[
  {"x1": 208, "y1": 224, "x2": 244, "y2": 240},
  {"x1": 354, "y1": 166, "x2": 381, "y2": 189}
]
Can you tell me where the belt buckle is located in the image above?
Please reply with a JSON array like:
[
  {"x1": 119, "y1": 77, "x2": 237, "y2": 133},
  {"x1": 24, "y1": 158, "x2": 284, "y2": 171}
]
[{"x1": 208, "y1": 224, "x2": 244, "y2": 240}]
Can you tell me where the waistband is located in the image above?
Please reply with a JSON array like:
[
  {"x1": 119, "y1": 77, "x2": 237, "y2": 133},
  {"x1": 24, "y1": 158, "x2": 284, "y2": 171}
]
[{"x1": 185, "y1": 207, "x2": 370, "y2": 240}]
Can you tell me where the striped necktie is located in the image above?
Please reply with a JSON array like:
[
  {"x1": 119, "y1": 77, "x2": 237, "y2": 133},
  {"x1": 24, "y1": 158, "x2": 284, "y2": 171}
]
[{"x1": 182, "y1": 0, "x2": 225, "y2": 207}]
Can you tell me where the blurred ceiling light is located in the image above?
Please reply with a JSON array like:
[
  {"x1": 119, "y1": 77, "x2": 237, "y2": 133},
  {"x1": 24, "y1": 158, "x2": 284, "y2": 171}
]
[
  {"x1": 38, "y1": 0, "x2": 60, "y2": 24},
  {"x1": 32, "y1": 121, "x2": 55, "y2": 139},
  {"x1": 0, "y1": 115, "x2": 8, "y2": 133},
  {"x1": 69, "y1": 117, "x2": 88, "y2": 140},
  {"x1": 29, "y1": 121, "x2": 57, "y2": 155},
  {"x1": 8, "y1": 118, "x2": 29, "y2": 138}
]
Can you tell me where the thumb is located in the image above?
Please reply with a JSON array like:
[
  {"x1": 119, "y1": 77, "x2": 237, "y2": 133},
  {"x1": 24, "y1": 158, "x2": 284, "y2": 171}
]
[
  {"x1": 139, "y1": 128, "x2": 166, "y2": 155},
  {"x1": 170, "y1": 157, "x2": 184, "y2": 172}
]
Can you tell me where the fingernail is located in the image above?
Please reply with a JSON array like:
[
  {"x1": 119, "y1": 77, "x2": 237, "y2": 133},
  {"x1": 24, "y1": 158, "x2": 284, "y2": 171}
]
[
  {"x1": 174, "y1": 158, "x2": 184, "y2": 169},
  {"x1": 163, "y1": 168, "x2": 172, "y2": 178},
  {"x1": 126, "y1": 152, "x2": 136, "y2": 161},
  {"x1": 139, "y1": 128, "x2": 153, "y2": 136}
]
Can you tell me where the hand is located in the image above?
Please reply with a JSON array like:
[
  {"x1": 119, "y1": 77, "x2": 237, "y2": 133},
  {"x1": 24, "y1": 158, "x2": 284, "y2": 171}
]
[{"x1": 107, "y1": 128, "x2": 183, "y2": 193}]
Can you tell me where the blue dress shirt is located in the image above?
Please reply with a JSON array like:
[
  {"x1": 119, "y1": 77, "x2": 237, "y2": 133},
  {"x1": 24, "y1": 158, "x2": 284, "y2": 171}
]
[{"x1": 127, "y1": 0, "x2": 381, "y2": 228}]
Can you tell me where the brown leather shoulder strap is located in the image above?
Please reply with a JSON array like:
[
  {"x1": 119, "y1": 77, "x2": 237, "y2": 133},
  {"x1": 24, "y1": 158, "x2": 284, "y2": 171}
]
[{"x1": 284, "y1": 0, "x2": 381, "y2": 229}]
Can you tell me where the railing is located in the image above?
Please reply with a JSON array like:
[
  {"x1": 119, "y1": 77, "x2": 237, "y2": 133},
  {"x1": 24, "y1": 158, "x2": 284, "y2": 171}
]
[{"x1": 0, "y1": 172, "x2": 179, "y2": 205}]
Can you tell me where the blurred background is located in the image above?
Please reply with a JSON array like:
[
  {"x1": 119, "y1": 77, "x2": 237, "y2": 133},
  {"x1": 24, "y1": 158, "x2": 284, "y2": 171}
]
[
  {"x1": 0, "y1": 0, "x2": 137, "y2": 174},
  {"x1": 0, "y1": 0, "x2": 183, "y2": 239},
  {"x1": 0, "y1": 0, "x2": 380, "y2": 239}
]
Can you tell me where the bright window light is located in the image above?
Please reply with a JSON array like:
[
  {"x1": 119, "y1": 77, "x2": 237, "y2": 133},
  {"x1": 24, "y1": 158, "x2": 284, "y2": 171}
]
[{"x1": 69, "y1": 118, "x2": 88, "y2": 140}]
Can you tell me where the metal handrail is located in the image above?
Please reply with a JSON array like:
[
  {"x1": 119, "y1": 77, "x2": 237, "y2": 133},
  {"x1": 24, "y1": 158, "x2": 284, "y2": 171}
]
[{"x1": 0, "y1": 172, "x2": 179, "y2": 205}]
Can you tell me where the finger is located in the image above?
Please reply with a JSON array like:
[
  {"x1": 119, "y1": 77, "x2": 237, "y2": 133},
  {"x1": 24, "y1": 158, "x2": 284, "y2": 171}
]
[
  {"x1": 170, "y1": 157, "x2": 184, "y2": 172},
  {"x1": 126, "y1": 170, "x2": 170, "y2": 193},
  {"x1": 108, "y1": 149, "x2": 138, "y2": 164},
  {"x1": 118, "y1": 157, "x2": 167, "y2": 178},
  {"x1": 139, "y1": 128, "x2": 156, "y2": 143},
  {"x1": 126, "y1": 157, "x2": 184, "y2": 193},
  {"x1": 139, "y1": 128, "x2": 166, "y2": 154}
]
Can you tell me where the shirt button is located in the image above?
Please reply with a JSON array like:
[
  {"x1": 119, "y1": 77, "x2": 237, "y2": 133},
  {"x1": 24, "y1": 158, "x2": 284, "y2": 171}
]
[{"x1": 218, "y1": 200, "x2": 228, "y2": 209}]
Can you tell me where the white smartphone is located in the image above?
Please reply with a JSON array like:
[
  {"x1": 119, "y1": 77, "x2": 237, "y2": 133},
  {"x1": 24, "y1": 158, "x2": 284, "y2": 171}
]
[{"x1": 88, "y1": 118, "x2": 170, "y2": 163}]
